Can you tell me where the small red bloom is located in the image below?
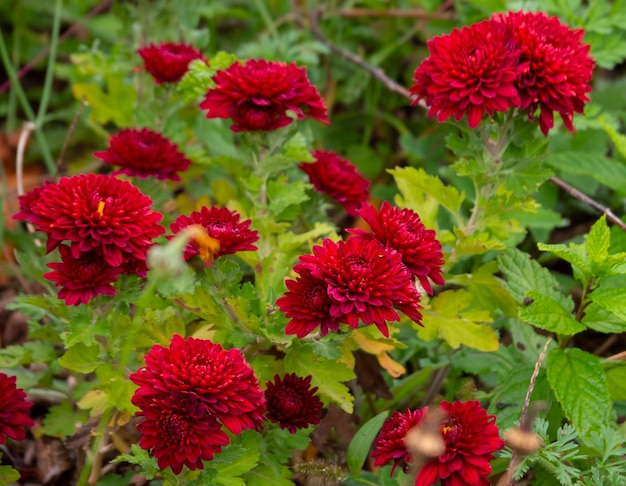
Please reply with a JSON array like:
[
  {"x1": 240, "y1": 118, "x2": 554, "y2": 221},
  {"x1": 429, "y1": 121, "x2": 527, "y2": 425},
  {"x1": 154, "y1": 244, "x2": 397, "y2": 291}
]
[
  {"x1": 94, "y1": 128, "x2": 192, "y2": 181},
  {"x1": 299, "y1": 150, "x2": 370, "y2": 216},
  {"x1": 138, "y1": 41, "x2": 205, "y2": 84},
  {"x1": 297, "y1": 237, "x2": 423, "y2": 337},
  {"x1": 169, "y1": 206, "x2": 259, "y2": 264},
  {"x1": 410, "y1": 19, "x2": 521, "y2": 128},
  {"x1": 492, "y1": 10, "x2": 594, "y2": 135},
  {"x1": 277, "y1": 267, "x2": 339, "y2": 338},
  {"x1": 130, "y1": 335, "x2": 266, "y2": 436},
  {"x1": 371, "y1": 408, "x2": 426, "y2": 475},
  {"x1": 265, "y1": 373, "x2": 323, "y2": 433},
  {"x1": 44, "y1": 245, "x2": 122, "y2": 306},
  {"x1": 348, "y1": 202, "x2": 444, "y2": 295},
  {"x1": 136, "y1": 391, "x2": 230, "y2": 474},
  {"x1": 200, "y1": 59, "x2": 329, "y2": 132},
  {"x1": 14, "y1": 174, "x2": 165, "y2": 268},
  {"x1": 0, "y1": 372, "x2": 34, "y2": 445}
]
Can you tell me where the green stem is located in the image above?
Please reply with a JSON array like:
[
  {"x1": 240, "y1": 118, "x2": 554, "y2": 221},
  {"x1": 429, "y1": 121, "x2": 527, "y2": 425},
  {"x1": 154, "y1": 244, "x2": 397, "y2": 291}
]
[
  {"x1": 36, "y1": 0, "x2": 63, "y2": 126},
  {"x1": 76, "y1": 407, "x2": 114, "y2": 486},
  {"x1": 7, "y1": 15, "x2": 21, "y2": 132}
]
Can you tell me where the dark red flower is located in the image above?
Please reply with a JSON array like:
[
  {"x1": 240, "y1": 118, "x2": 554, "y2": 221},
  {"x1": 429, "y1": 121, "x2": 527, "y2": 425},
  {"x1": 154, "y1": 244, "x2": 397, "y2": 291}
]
[
  {"x1": 138, "y1": 41, "x2": 205, "y2": 84},
  {"x1": 297, "y1": 237, "x2": 423, "y2": 337},
  {"x1": 169, "y1": 206, "x2": 259, "y2": 264},
  {"x1": 410, "y1": 19, "x2": 521, "y2": 128},
  {"x1": 94, "y1": 128, "x2": 192, "y2": 181},
  {"x1": 371, "y1": 408, "x2": 426, "y2": 475},
  {"x1": 299, "y1": 150, "x2": 370, "y2": 216},
  {"x1": 14, "y1": 174, "x2": 165, "y2": 268},
  {"x1": 264, "y1": 373, "x2": 323, "y2": 433},
  {"x1": 277, "y1": 267, "x2": 339, "y2": 338},
  {"x1": 416, "y1": 401, "x2": 504, "y2": 486},
  {"x1": 348, "y1": 202, "x2": 444, "y2": 295},
  {"x1": 130, "y1": 335, "x2": 266, "y2": 436},
  {"x1": 44, "y1": 245, "x2": 123, "y2": 306},
  {"x1": 491, "y1": 10, "x2": 594, "y2": 135},
  {"x1": 136, "y1": 391, "x2": 230, "y2": 474},
  {"x1": 199, "y1": 59, "x2": 329, "y2": 132},
  {"x1": 0, "y1": 372, "x2": 34, "y2": 445}
]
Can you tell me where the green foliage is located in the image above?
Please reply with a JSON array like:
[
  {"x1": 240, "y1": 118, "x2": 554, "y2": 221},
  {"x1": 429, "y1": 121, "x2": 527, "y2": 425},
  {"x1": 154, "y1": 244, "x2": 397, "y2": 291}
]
[{"x1": 347, "y1": 411, "x2": 389, "y2": 479}]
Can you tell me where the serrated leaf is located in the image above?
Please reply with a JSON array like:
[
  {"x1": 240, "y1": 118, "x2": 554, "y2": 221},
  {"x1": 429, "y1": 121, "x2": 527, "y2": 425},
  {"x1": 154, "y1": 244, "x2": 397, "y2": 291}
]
[
  {"x1": 504, "y1": 159, "x2": 553, "y2": 197},
  {"x1": 282, "y1": 132, "x2": 314, "y2": 163},
  {"x1": 546, "y1": 152, "x2": 626, "y2": 195},
  {"x1": 546, "y1": 347, "x2": 614, "y2": 442},
  {"x1": 214, "y1": 444, "x2": 260, "y2": 486},
  {"x1": 538, "y1": 241, "x2": 591, "y2": 282},
  {"x1": 518, "y1": 290, "x2": 585, "y2": 335},
  {"x1": 587, "y1": 215, "x2": 610, "y2": 272},
  {"x1": 598, "y1": 117, "x2": 626, "y2": 160},
  {"x1": 603, "y1": 362, "x2": 626, "y2": 401},
  {"x1": 43, "y1": 402, "x2": 84, "y2": 439},
  {"x1": 419, "y1": 290, "x2": 499, "y2": 352},
  {"x1": 246, "y1": 465, "x2": 293, "y2": 486},
  {"x1": 267, "y1": 179, "x2": 310, "y2": 220},
  {"x1": 589, "y1": 286, "x2": 626, "y2": 321},
  {"x1": 347, "y1": 411, "x2": 389, "y2": 479},
  {"x1": 73, "y1": 74, "x2": 136, "y2": 127},
  {"x1": 582, "y1": 302, "x2": 626, "y2": 333},
  {"x1": 284, "y1": 342, "x2": 355, "y2": 413},
  {"x1": 112, "y1": 444, "x2": 160, "y2": 480},
  {"x1": 58, "y1": 343, "x2": 101, "y2": 373}
]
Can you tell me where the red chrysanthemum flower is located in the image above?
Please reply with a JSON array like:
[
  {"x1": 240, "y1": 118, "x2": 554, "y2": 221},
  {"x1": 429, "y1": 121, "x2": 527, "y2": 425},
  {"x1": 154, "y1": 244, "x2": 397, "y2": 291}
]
[
  {"x1": 169, "y1": 206, "x2": 259, "y2": 264},
  {"x1": 94, "y1": 128, "x2": 192, "y2": 181},
  {"x1": 43, "y1": 244, "x2": 123, "y2": 306},
  {"x1": 277, "y1": 267, "x2": 339, "y2": 338},
  {"x1": 491, "y1": 10, "x2": 594, "y2": 135},
  {"x1": 297, "y1": 237, "x2": 423, "y2": 337},
  {"x1": 264, "y1": 373, "x2": 323, "y2": 434},
  {"x1": 410, "y1": 19, "x2": 521, "y2": 128},
  {"x1": 0, "y1": 372, "x2": 34, "y2": 445},
  {"x1": 136, "y1": 391, "x2": 230, "y2": 474},
  {"x1": 299, "y1": 150, "x2": 370, "y2": 217},
  {"x1": 138, "y1": 41, "x2": 205, "y2": 84},
  {"x1": 416, "y1": 401, "x2": 504, "y2": 486},
  {"x1": 371, "y1": 408, "x2": 426, "y2": 475},
  {"x1": 130, "y1": 335, "x2": 266, "y2": 436},
  {"x1": 199, "y1": 59, "x2": 329, "y2": 132},
  {"x1": 14, "y1": 174, "x2": 165, "y2": 268},
  {"x1": 348, "y1": 202, "x2": 444, "y2": 295}
]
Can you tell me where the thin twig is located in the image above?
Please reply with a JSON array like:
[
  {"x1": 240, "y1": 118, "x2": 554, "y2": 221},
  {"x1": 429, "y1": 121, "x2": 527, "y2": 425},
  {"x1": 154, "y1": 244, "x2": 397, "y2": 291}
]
[
  {"x1": 56, "y1": 99, "x2": 87, "y2": 174},
  {"x1": 16, "y1": 122, "x2": 43, "y2": 247},
  {"x1": 0, "y1": 0, "x2": 113, "y2": 95},
  {"x1": 606, "y1": 349, "x2": 626, "y2": 361},
  {"x1": 420, "y1": 364, "x2": 449, "y2": 408}
]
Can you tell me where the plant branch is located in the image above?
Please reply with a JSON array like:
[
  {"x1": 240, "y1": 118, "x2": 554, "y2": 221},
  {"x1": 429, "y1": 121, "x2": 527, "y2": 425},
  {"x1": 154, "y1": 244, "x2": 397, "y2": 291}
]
[
  {"x1": 56, "y1": 98, "x2": 87, "y2": 174},
  {"x1": 36, "y1": 0, "x2": 63, "y2": 126}
]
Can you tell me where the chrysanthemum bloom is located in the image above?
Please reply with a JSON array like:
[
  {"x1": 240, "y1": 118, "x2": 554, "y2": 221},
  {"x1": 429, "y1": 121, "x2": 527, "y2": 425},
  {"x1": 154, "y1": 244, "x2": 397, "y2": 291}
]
[
  {"x1": 169, "y1": 206, "x2": 259, "y2": 265},
  {"x1": 138, "y1": 41, "x2": 205, "y2": 84},
  {"x1": 199, "y1": 59, "x2": 329, "y2": 132},
  {"x1": 94, "y1": 128, "x2": 192, "y2": 181},
  {"x1": 136, "y1": 391, "x2": 230, "y2": 474},
  {"x1": 416, "y1": 401, "x2": 504, "y2": 486},
  {"x1": 348, "y1": 202, "x2": 444, "y2": 295},
  {"x1": 0, "y1": 372, "x2": 34, "y2": 445},
  {"x1": 299, "y1": 150, "x2": 370, "y2": 216},
  {"x1": 265, "y1": 373, "x2": 323, "y2": 433},
  {"x1": 371, "y1": 408, "x2": 426, "y2": 474},
  {"x1": 410, "y1": 19, "x2": 521, "y2": 128},
  {"x1": 14, "y1": 174, "x2": 165, "y2": 268},
  {"x1": 491, "y1": 11, "x2": 594, "y2": 135},
  {"x1": 130, "y1": 335, "x2": 266, "y2": 436},
  {"x1": 297, "y1": 237, "x2": 423, "y2": 337},
  {"x1": 277, "y1": 267, "x2": 340, "y2": 338},
  {"x1": 43, "y1": 245, "x2": 123, "y2": 306}
]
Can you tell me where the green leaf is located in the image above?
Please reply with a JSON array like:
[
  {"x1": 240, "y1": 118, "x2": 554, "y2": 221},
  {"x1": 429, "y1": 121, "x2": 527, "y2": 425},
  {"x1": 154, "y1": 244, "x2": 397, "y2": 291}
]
[
  {"x1": 267, "y1": 178, "x2": 310, "y2": 221},
  {"x1": 581, "y1": 303, "x2": 626, "y2": 333},
  {"x1": 590, "y1": 286, "x2": 626, "y2": 321},
  {"x1": 587, "y1": 215, "x2": 610, "y2": 273},
  {"x1": 347, "y1": 411, "x2": 389, "y2": 479},
  {"x1": 546, "y1": 151, "x2": 626, "y2": 196},
  {"x1": 503, "y1": 159, "x2": 553, "y2": 197},
  {"x1": 246, "y1": 465, "x2": 293, "y2": 486},
  {"x1": 546, "y1": 347, "x2": 614, "y2": 442},
  {"x1": 599, "y1": 116, "x2": 626, "y2": 160},
  {"x1": 518, "y1": 290, "x2": 585, "y2": 335},
  {"x1": 603, "y1": 362, "x2": 626, "y2": 401},
  {"x1": 282, "y1": 132, "x2": 314, "y2": 163},
  {"x1": 419, "y1": 290, "x2": 499, "y2": 351},
  {"x1": 58, "y1": 343, "x2": 101, "y2": 373},
  {"x1": 43, "y1": 402, "x2": 87, "y2": 439},
  {"x1": 73, "y1": 73, "x2": 137, "y2": 127},
  {"x1": 284, "y1": 342, "x2": 355, "y2": 413},
  {"x1": 537, "y1": 242, "x2": 591, "y2": 282},
  {"x1": 0, "y1": 465, "x2": 20, "y2": 484},
  {"x1": 112, "y1": 444, "x2": 160, "y2": 480}
]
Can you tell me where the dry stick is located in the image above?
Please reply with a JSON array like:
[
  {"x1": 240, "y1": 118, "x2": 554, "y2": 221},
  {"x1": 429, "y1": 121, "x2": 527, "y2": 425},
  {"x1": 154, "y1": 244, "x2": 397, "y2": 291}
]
[
  {"x1": 606, "y1": 349, "x2": 626, "y2": 361},
  {"x1": 15, "y1": 121, "x2": 43, "y2": 249},
  {"x1": 0, "y1": 0, "x2": 113, "y2": 95},
  {"x1": 306, "y1": 16, "x2": 626, "y2": 231},
  {"x1": 56, "y1": 99, "x2": 87, "y2": 174}
]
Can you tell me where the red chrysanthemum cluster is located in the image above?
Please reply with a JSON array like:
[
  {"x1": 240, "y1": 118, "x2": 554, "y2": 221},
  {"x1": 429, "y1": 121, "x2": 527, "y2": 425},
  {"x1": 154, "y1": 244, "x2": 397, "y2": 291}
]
[
  {"x1": 130, "y1": 335, "x2": 266, "y2": 474},
  {"x1": 372, "y1": 401, "x2": 504, "y2": 485},
  {"x1": 264, "y1": 373, "x2": 323, "y2": 434},
  {"x1": 14, "y1": 174, "x2": 164, "y2": 305},
  {"x1": 138, "y1": 41, "x2": 205, "y2": 84},
  {"x1": 169, "y1": 206, "x2": 259, "y2": 265},
  {"x1": 200, "y1": 59, "x2": 329, "y2": 132},
  {"x1": 94, "y1": 128, "x2": 192, "y2": 181},
  {"x1": 348, "y1": 202, "x2": 444, "y2": 295},
  {"x1": 299, "y1": 150, "x2": 370, "y2": 217},
  {"x1": 0, "y1": 372, "x2": 34, "y2": 445},
  {"x1": 410, "y1": 11, "x2": 593, "y2": 134}
]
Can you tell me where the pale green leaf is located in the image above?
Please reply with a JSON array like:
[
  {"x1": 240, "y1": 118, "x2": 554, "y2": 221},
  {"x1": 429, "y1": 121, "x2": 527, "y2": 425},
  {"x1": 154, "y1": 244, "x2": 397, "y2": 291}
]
[
  {"x1": 599, "y1": 116, "x2": 626, "y2": 159},
  {"x1": 267, "y1": 179, "x2": 310, "y2": 220},
  {"x1": 603, "y1": 362, "x2": 626, "y2": 401},
  {"x1": 546, "y1": 347, "x2": 614, "y2": 442},
  {"x1": 58, "y1": 343, "x2": 101, "y2": 373},
  {"x1": 537, "y1": 242, "x2": 591, "y2": 281},
  {"x1": 347, "y1": 411, "x2": 389, "y2": 479},
  {"x1": 587, "y1": 215, "x2": 610, "y2": 272},
  {"x1": 518, "y1": 290, "x2": 585, "y2": 335},
  {"x1": 546, "y1": 152, "x2": 626, "y2": 195},
  {"x1": 0, "y1": 465, "x2": 20, "y2": 484},
  {"x1": 282, "y1": 132, "x2": 314, "y2": 163},
  {"x1": 590, "y1": 286, "x2": 626, "y2": 321},
  {"x1": 582, "y1": 303, "x2": 626, "y2": 333}
]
